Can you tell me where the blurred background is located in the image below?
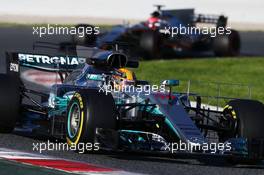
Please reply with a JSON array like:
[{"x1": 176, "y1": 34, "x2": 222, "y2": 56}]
[
  {"x1": 0, "y1": 0, "x2": 263, "y2": 102},
  {"x1": 0, "y1": 0, "x2": 263, "y2": 28}
]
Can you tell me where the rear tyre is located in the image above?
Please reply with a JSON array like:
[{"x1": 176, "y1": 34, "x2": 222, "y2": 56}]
[
  {"x1": 222, "y1": 99, "x2": 264, "y2": 162},
  {"x1": 213, "y1": 29, "x2": 240, "y2": 57},
  {"x1": 66, "y1": 89, "x2": 116, "y2": 152},
  {"x1": 0, "y1": 74, "x2": 21, "y2": 133},
  {"x1": 72, "y1": 24, "x2": 97, "y2": 46}
]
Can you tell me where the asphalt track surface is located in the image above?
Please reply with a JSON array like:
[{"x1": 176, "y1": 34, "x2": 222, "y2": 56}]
[{"x1": 0, "y1": 26, "x2": 264, "y2": 175}]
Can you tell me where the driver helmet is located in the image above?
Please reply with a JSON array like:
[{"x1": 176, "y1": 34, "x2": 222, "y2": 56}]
[
  {"x1": 151, "y1": 11, "x2": 161, "y2": 18},
  {"x1": 147, "y1": 11, "x2": 161, "y2": 29},
  {"x1": 112, "y1": 68, "x2": 136, "y2": 90}
]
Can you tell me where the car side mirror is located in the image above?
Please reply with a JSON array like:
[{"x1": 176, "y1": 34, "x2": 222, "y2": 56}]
[
  {"x1": 161, "y1": 79, "x2": 179, "y2": 87},
  {"x1": 161, "y1": 80, "x2": 179, "y2": 104}
]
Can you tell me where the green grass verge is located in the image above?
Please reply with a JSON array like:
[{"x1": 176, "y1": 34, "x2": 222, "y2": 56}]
[{"x1": 133, "y1": 57, "x2": 264, "y2": 105}]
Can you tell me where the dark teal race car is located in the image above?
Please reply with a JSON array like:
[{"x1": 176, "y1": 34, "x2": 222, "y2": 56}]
[{"x1": 0, "y1": 44, "x2": 263, "y2": 163}]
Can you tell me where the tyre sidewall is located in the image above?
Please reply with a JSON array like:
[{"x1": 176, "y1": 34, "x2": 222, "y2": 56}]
[{"x1": 66, "y1": 92, "x2": 94, "y2": 145}]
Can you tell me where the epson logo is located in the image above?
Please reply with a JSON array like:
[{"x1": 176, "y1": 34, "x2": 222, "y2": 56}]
[
  {"x1": 10, "y1": 63, "x2": 19, "y2": 72},
  {"x1": 18, "y1": 53, "x2": 86, "y2": 65}
]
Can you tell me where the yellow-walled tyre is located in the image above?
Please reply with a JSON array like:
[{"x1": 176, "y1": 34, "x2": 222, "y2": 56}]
[
  {"x1": 223, "y1": 99, "x2": 264, "y2": 139},
  {"x1": 222, "y1": 99, "x2": 264, "y2": 162},
  {"x1": 66, "y1": 89, "x2": 116, "y2": 151}
]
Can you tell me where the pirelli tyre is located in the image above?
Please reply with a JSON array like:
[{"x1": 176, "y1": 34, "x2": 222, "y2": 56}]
[
  {"x1": 66, "y1": 89, "x2": 116, "y2": 152},
  {"x1": 139, "y1": 30, "x2": 161, "y2": 59},
  {"x1": 0, "y1": 74, "x2": 21, "y2": 133},
  {"x1": 213, "y1": 29, "x2": 240, "y2": 57},
  {"x1": 72, "y1": 24, "x2": 98, "y2": 46},
  {"x1": 222, "y1": 99, "x2": 264, "y2": 161}
]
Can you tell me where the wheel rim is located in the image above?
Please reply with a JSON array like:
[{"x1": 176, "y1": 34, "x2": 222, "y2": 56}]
[
  {"x1": 68, "y1": 102, "x2": 81, "y2": 138},
  {"x1": 220, "y1": 107, "x2": 239, "y2": 140}
]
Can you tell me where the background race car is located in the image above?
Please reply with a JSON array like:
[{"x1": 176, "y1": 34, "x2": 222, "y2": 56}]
[{"x1": 72, "y1": 5, "x2": 240, "y2": 59}]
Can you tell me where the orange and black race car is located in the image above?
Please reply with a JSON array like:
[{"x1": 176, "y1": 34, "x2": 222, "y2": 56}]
[{"x1": 72, "y1": 5, "x2": 240, "y2": 59}]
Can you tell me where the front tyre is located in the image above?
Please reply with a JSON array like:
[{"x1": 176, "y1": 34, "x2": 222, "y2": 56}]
[
  {"x1": 222, "y1": 99, "x2": 264, "y2": 162},
  {"x1": 66, "y1": 89, "x2": 116, "y2": 152},
  {"x1": 139, "y1": 31, "x2": 161, "y2": 59}
]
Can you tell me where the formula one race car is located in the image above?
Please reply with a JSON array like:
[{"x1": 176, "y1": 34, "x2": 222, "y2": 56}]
[
  {"x1": 0, "y1": 45, "x2": 263, "y2": 163},
  {"x1": 72, "y1": 5, "x2": 240, "y2": 59}
]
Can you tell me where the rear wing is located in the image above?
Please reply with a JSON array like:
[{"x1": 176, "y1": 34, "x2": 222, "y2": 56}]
[
  {"x1": 6, "y1": 41, "x2": 138, "y2": 75},
  {"x1": 194, "y1": 14, "x2": 227, "y2": 28},
  {"x1": 162, "y1": 9, "x2": 227, "y2": 27},
  {"x1": 6, "y1": 52, "x2": 86, "y2": 75},
  {"x1": 6, "y1": 51, "x2": 139, "y2": 75}
]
